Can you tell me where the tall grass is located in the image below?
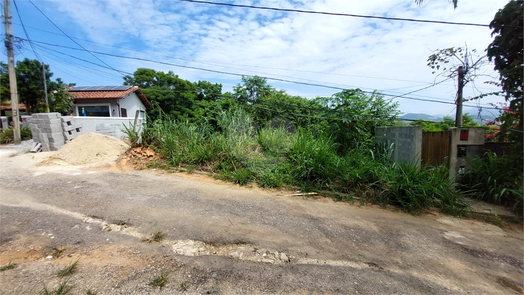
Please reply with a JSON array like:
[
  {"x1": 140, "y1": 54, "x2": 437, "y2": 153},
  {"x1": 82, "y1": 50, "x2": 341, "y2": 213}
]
[
  {"x1": 139, "y1": 109, "x2": 467, "y2": 216},
  {"x1": 461, "y1": 152, "x2": 523, "y2": 216}
]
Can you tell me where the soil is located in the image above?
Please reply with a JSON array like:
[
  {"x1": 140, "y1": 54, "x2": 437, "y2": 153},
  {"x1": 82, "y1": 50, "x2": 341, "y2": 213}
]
[{"x1": 0, "y1": 144, "x2": 523, "y2": 294}]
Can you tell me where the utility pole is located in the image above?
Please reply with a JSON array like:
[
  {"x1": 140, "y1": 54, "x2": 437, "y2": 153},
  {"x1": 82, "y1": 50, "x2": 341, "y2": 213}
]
[
  {"x1": 43, "y1": 63, "x2": 49, "y2": 112},
  {"x1": 455, "y1": 66, "x2": 465, "y2": 128},
  {"x1": 3, "y1": 0, "x2": 21, "y2": 144}
]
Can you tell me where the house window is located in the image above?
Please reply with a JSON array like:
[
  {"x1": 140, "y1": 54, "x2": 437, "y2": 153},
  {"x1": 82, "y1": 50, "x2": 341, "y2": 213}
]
[
  {"x1": 121, "y1": 108, "x2": 127, "y2": 117},
  {"x1": 78, "y1": 105, "x2": 110, "y2": 117}
]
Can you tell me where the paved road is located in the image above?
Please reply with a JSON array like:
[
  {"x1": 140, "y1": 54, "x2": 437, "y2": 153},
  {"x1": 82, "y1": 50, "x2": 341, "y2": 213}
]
[{"x1": 0, "y1": 151, "x2": 523, "y2": 294}]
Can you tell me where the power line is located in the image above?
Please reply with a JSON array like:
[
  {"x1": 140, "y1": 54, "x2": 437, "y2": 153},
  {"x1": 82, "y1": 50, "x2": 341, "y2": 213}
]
[
  {"x1": 27, "y1": 0, "x2": 127, "y2": 76},
  {"x1": 12, "y1": 0, "x2": 41, "y2": 61},
  {"x1": 11, "y1": 22, "x2": 502, "y2": 92},
  {"x1": 28, "y1": 39, "x2": 499, "y2": 110},
  {"x1": 177, "y1": 0, "x2": 490, "y2": 28}
]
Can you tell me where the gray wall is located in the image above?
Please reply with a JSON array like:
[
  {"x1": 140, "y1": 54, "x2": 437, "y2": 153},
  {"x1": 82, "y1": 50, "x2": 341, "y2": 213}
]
[{"x1": 375, "y1": 126, "x2": 423, "y2": 166}]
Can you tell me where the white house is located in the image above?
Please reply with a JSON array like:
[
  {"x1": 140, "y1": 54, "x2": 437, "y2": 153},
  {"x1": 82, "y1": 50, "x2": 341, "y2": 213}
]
[{"x1": 69, "y1": 85, "x2": 152, "y2": 119}]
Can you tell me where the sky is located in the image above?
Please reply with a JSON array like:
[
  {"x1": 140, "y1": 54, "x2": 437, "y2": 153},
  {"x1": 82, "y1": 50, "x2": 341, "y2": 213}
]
[{"x1": 1, "y1": 0, "x2": 510, "y2": 119}]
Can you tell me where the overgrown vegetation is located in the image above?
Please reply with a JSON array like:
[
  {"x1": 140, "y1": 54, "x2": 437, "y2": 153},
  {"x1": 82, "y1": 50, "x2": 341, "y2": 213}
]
[
  {"x1": 138, "y1": 97, "x2": 467, "y2": 215},
  {"x1": 461, "y1": 152, "x2": 523, "y2": 216}
]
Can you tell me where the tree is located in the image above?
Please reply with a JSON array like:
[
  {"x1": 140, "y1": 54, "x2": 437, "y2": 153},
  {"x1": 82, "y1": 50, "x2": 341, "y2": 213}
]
[
  {"x1": 48, "y1": 78, "x2": 75, "y2": 115},
  {"x1": 1, "y1": 59, "x2": 71, "y2": 114},
  {"x1": 233, "y1": 76, "x2": 274, "y2": 105},
  {"x1": 317, "y1": 89, "x2": 401, "y2": 151},
  {"x1": 410, "y1": 114, "x2": 478, "y2": 132},
  {"x1": 486, "y1": 0, "x2": 523, "y2": 145},
  {"x1": 16, "y1": 58, "x2": 54, "y2": 114},
  {"x1": 124, "y1": 68, "x2": 200, "y2": 121}
]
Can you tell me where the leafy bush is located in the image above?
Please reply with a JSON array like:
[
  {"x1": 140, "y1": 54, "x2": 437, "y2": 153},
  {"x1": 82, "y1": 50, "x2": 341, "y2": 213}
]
[
  {"x1": 0, "y1": 127, "x2": 32, "y2": 144},
  {"x1": 461, "y1": 152, "x2": 523, "y2": 216}
]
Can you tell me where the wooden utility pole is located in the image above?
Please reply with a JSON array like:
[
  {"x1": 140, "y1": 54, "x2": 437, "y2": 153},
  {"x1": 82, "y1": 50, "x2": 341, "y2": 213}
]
[
  {"x1": 455, "y1": 66, "x2": 465, "y2": 128},
  {"x1": 3, "y1": 0, "x2": 21, "y2": 144},
  {"x1": 43, "y1": 63, "x2": 49, "y2": 112}
]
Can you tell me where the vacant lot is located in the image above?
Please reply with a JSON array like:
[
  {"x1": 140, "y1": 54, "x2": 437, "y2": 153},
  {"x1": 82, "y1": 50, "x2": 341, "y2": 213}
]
[{"x1": 0, "y1": 150, "x2": 522, "y2": 294}]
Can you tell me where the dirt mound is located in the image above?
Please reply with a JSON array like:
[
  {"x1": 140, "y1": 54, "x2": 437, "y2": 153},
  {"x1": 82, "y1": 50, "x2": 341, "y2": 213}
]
[{"x1": 37, "y1": 132, "x2": 129, "y2": 166}]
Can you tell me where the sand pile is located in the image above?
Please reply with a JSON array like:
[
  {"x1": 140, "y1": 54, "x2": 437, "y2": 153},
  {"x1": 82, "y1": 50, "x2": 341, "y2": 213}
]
[{"x1": 37, "y1": 132, "x2": 129, "y2": 166}]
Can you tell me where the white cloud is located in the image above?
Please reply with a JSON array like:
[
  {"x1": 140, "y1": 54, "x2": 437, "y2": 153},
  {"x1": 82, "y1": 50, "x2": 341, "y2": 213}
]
[{"x1": 22, "y1": 0, "x2": 511, "y2": 115}]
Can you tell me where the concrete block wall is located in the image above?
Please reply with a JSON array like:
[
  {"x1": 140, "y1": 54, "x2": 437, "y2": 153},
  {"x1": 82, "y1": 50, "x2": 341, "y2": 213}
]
[
  {"x1": 30, "y1": 113, "x2": 83, "y2": 151},
  {"x1": 375, "y1": 126, "x2": 423, "y2": 167},
  {"x1": 61, "y1": 116, "x2": 83, "y2": 142}
]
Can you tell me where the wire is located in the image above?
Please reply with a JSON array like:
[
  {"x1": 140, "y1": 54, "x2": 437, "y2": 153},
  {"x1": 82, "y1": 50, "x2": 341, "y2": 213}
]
[
  {"x1": 27, "y1": 0, "x2": 128, "y2": 76},
  {"x1": 12, "y1": 22, "x2": 503, "y2": 92},
  {"x1": 177, "y1": 0, "x2": 490, "y2": 28},
  {"x1": 28, "y1": 39, "x2": 500, "y2": 110},
  {"x1": 12, "y1": 0, "x2": 41, "y2": 61}
]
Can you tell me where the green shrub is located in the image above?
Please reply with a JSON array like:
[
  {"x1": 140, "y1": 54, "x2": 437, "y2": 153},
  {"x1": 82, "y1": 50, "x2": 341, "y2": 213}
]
[
  {"x1": 461, "y1": 152, "x2": 523, "y2": 216},
  {"x1": 258, "y1": 169, "x2": 284, "y2": 188},
  {"x1": 0, "y1": 127, "x2": 32, "y2": 144}
]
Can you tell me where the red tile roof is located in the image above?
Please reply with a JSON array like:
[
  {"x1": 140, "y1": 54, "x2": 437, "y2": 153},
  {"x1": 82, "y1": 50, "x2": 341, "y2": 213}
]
[
  {"x1": 69, "y1": 86, "x2": 152, "y2": 109},
  {"x1": 0, "y1": 103, "x2": 26, "y2": 111}
]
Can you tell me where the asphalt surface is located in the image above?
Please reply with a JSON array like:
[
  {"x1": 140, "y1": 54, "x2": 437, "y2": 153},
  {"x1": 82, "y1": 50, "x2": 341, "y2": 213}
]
[{"x1": 0, "y1": 150, "x2": 523, "y2": 294}]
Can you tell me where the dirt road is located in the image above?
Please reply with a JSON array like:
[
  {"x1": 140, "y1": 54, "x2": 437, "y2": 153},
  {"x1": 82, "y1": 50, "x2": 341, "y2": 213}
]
[{"x1": 0, "y1": 149, "x2": 523, "y2": 294}]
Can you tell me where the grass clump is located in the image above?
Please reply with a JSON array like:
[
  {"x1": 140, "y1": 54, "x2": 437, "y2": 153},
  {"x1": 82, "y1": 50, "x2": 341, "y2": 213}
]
[
  {"x1": 40, "y1": 279, "x2": 73, "y2": 295},
  {"x1": 57, "y1": 259, "x2": 79, "y2": 277},
  {"x1": 142, "y1": 231, "x2": 166, "y2": 243},
  {"x1": 0, "y1": 262, "x2": 17, "y2": 272},
  {"x1": 149, "y1": 272, "x2": 169, "y2": 290}
]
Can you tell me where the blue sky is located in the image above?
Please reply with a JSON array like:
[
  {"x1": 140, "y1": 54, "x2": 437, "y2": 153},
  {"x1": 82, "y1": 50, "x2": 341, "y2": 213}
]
[{"x1": 1, "y1": 0, "x2": 510, "y2": 118}]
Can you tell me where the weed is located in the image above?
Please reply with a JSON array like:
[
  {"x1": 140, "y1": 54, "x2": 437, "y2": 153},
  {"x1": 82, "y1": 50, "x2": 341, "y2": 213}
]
[
  {"x1": 258, "y1": 170, "x2": 284, "y2": 188},
  {"x1": 49, "y1": 247, "x2": 65, "y2": 258},
  {"x1": 179, "y1": 281, "x2": 189, "y2": 292},
  {"x1": 86, "y1": 290, "x2": 97, "y2": 295},
  {"x1": 146, "y1": 159, "x2": 169, "y2": 169},
  {"x1": 148, "y1": 272, "x2": 169, "y2": 290},
  {"x1": 142, "y1": 231, "x2": 166, "y2": 243},
  {"x1": 114, "y1": 220, "x2": 128, "y2": 226},
  {"x1": 0, "y1": 262, "x2": 17, "y2": 272},
  {"x1": 231, "y1": 168, "x2": 253, "y2": 185},
  {"x1": 187, "y1": 165, "x2": 195, "y2": 174},
  {"x1": 40, "y1": 278, "x2": 73, "y2": 295},
  {"x1": 57, "y1": 259, "x2": 79, "y2": 277},
  {"x1": 122, "y1": 123, "x2": 141, "y2": 148}
]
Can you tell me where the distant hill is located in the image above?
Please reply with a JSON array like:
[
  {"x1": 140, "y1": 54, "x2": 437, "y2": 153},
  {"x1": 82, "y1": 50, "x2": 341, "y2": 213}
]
[
  {"x1": 400, "y1": 110, "x2": 499, "y2": 125},
  {"x1": 400, "y1": 113, "x2": 443, "y2": 122}
]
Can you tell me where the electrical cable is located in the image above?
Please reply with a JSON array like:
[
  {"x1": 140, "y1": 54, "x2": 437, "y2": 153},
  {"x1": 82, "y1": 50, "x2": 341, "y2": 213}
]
[
  {"x1": 27, "y1": 0, "x2": 128, "y2": 76},
  {"x1": 29, "y1": 40, "x2": 499, "y2": 110},
  {"x1": 177, "y1": 0, "x2": 490, "y2": 28},
  {"x1": 12, "y1": 23, "x2": 502, "y2": 92},
  {"x1": 12, "y1": 0, "x2": 42, "y2": 61}
]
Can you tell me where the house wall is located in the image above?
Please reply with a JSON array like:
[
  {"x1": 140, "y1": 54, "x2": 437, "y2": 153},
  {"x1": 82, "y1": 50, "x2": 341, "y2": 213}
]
[
  {"x1": 74, "y1": 116, "x2": 144, "y2": 139},
  {"x1": 118, "y1": 92, "x2": 147, "y2": 118}
]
